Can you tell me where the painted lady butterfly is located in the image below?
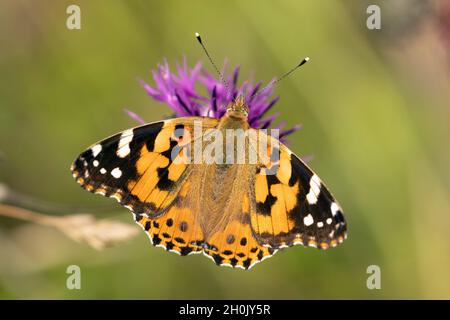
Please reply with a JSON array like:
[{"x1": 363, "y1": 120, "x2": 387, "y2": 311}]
[{"x1": 71, "y1": 96, "x2": 347, "y2": 269}]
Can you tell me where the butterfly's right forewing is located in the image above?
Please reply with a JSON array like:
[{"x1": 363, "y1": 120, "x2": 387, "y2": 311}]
[{"x1": 248, "y1": 129, "x2": 347, "y2": 250}]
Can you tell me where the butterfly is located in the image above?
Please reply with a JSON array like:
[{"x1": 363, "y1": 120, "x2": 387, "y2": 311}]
[{"x1": 71, "y1": 96, "x2": 347, "y2": 269}]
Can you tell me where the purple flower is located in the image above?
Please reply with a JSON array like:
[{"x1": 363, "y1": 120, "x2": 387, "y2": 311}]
[{"x1": 130, "y1": 58, "x2": 301, "y2": 141}]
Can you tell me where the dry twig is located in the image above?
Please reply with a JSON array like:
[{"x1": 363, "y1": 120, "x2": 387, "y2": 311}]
[{"x1": 0, "y1": 184, "x2": 139, "y2": 250}]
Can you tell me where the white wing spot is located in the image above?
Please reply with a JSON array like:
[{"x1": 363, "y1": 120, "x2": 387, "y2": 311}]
[
  {"x1": 303, "y1": 214, "x2": 314, "y2": 226},
  {"x1": 111, "y1": 167, "x2": 122, "y2": 178},
  {"x1": 306, "y1": 192, "x2": 317, "y2": 204},
  {"x1": 331, "y1": 202, "x2": 340, "y2": 217},
  {"x1": 326, "y1": 218, "x2": 333, "y2": 225},
  {"x1": 100, "y1": 168, "x2": 107, "y2": 174},
  {"x1": 117, "y1": 129, "x2": 134, "y2": 158},
  {"x1": 91, "y1": 144, "x2": 102, "y2": 157},
  {"x1": 317, "y1": 222, "x2": 324, "y2": 228},
  {"x1": 306, "y1": 174, "x2": 321, "y2": 204},
  {"x1": 93, "y1": 160, "x2": 99, "y2": 167}
]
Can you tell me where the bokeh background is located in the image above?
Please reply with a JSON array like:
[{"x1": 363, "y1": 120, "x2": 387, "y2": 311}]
[{"x1": 1, "y1": 0, "x2": 449, "y2": 299}]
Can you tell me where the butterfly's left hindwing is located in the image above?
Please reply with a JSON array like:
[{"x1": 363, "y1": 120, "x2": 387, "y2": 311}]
[{"x1": 71, "y1": 117, "x2": 218, "y2": 217}]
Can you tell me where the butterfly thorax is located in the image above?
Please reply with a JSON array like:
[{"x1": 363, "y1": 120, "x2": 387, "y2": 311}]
[{"x1": 213, "y1": 99, "x2": 252, "y2": 167}]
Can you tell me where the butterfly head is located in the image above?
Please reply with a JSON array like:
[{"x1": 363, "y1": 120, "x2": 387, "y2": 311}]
[{"x1": 226, "y1": 95, "x2": 249, "y2": 119}]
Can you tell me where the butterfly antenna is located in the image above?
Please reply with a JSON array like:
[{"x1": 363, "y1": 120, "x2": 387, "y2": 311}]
[
  {"x1": 252, "y1": 57, "x2": 310, "y2": 100},
  {"x1": 195, "y1": 32, "x2": 229, "y2": 92}
]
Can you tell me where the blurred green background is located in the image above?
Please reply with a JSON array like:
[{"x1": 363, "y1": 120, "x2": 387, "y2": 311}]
[{"x1": 1, "y1": 0, "x2": 449, "y2": 299}]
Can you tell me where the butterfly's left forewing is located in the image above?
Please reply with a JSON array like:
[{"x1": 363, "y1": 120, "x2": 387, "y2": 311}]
[{"x1": 71, "y1": 117, "x2": 218, "y2": 218}]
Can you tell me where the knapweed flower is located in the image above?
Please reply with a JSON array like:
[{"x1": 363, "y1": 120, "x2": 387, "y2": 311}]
[{"x1": 127, "y1": 58, "x2": 301, "y2": 142}]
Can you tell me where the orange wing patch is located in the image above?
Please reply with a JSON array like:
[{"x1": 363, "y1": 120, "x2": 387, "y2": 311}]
[{"x1": 127, "y1": 145, "x2": 168, "y2": 200}]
